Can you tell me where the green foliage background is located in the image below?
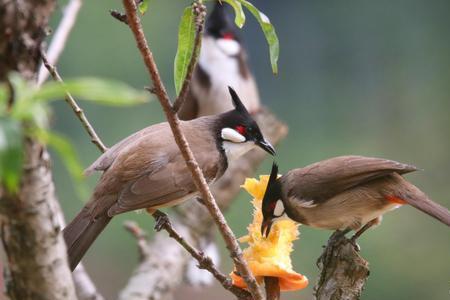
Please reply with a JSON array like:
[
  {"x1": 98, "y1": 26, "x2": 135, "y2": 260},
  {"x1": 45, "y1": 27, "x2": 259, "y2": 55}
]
[{"x1": 51, "y1": 0, "x2": 450, "y2": 299}]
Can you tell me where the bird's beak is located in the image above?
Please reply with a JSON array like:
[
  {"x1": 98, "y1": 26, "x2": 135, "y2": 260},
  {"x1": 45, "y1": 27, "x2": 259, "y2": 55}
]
[
  {"x1": 261, "y1": 218, "x2": 273, "y2": 238},
  {"x1": 256, "y1": 139, "x2": 276, "y2": 156}
]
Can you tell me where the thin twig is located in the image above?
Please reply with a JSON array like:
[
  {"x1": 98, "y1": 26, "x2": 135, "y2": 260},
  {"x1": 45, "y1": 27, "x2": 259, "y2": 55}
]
[
  {"x1": 118, "y1": 109, "x2": 288, "y2": 299},
  {"x1": 121, "y1": 0, "x2": 263, "y2": 299},
  {"x1": 123, "y1": 221, "x2": 150, "y2": 261},
  {"x1": 110, "y1": 9, "x2": 128, "y2": 25},
  {"x1": 172, "y1": 2, "x2": 205, "y2": 112},
  {"x1": 37, "y1": 0, "x2": 83, "y2": 86},
  {"x1": 40, "y1": 51, "x2": 108, "y2": 153}
]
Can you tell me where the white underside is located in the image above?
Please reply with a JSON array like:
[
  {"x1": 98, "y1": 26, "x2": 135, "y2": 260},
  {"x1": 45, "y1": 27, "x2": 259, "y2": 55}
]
[
  {"x1": 222, "y1": 141, "x2": 256, "y2": 161},
  {"x1": 193, "y1": 36, "x2": 260, "y2": 116}
]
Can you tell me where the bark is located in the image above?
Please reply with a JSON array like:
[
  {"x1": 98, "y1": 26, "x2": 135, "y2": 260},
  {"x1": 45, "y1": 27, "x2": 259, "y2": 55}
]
[
  {"x1": 0, "y1": 0, "x2": 54, "y2": 81},
  {"x1": 119, "y1": 108, "x2": 288, "y2": 299},
  {"x1": 314, "y1": 232, "x2": 370, "y2": 300},
  {"x1": 0, "y1": 140, "x2": 77, "y2": 300},
  {"x1": 0, "y1": 0, "x2": 77, "y2": 299},
  {"x1": 118, "y1": 220, "x2": 189, "y2": 300}
]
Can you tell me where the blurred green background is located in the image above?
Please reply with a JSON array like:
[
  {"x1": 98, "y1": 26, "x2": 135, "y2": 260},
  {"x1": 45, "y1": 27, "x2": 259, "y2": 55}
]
[{"x1": 50, "y1": 0, "x2": 450, "y2": 299}]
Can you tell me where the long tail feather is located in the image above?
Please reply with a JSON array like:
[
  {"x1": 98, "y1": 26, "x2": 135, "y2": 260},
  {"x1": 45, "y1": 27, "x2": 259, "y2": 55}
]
[{"x1": 63, "y1": 207, "x2": 111, "y2": 271}]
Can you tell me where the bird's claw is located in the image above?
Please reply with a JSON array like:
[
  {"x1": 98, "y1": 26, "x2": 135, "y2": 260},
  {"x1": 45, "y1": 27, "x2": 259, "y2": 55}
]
[
  {"x1": 153, "y1": 211, "x2": 170, "y2": 232},
  {"x1": 349, "y1": 236, "x2": 361, "y2": 252}
]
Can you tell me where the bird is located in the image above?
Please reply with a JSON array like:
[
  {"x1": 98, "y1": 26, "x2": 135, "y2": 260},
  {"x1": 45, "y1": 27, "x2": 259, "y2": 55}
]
[
  {"x1": 260, "y1": 156, "x2": 450, "y2": 240},
  {"x1": 63, "y1": 87, "x2": 275, "y2": 271},
  {"x1": 178, "y1": 1, "x2": 260, "y2": 120}
]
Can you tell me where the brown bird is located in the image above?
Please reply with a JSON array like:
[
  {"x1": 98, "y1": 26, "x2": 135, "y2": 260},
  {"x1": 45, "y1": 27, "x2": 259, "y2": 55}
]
[
  {"x1": 261, "y1": 156, "x2": 450, "y2": 239},
  {"x1": 64, "y1": 87, "x2": 275, "y2": 271},
  {"x1": 178, "y1": 2, "x2": 260, "y2": 120}
]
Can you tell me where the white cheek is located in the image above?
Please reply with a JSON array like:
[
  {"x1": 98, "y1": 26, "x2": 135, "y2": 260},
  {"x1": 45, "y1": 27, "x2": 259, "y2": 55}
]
[
  {"x1": 273, "y1": 200, "x2": 285, "y2": 217},
  {"x1": 216, "y1": 39, "x2": 240, "y2": 56},
  {"x1": 221, "y1": 128, "x2": 245, "y2": 143}
]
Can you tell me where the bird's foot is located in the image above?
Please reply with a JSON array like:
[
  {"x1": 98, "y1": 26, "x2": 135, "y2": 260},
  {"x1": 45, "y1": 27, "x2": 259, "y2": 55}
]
[
  {"x1": 153, "y1": 210, "x2": 171, "y2": 232},
  {"x1": 331, "y1": 228, "x2": 351, "y2": 240},
  {"x1": 349, "y1": 236, "x2": 361, "y2": 252}
]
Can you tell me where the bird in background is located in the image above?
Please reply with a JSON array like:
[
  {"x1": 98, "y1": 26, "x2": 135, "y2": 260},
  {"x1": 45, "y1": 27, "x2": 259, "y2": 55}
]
[
  {"x1": 63, "y1": 87, "x2": 275, "y2": 271},
  {"x1": 178, "y1": 1, "x2": 260, "y2": 120},
  {"x1": 261, "y1": 156, "x2": 450, "y2": 240}
]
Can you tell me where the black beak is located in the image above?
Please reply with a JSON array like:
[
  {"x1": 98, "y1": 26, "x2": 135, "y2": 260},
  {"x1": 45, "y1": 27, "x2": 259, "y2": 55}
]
[
  {"x1": 257, "y1": 139, "x2": 276, "y2": 156},
  {"x1": 261, "y1": 218, "x2": 273, "y2": 238}
]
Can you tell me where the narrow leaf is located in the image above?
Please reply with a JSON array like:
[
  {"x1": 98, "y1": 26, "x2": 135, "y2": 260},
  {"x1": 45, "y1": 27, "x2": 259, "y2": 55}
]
[
  {"x1": 0, "y1": 83, "x2": 8, "y2": 116},
  {"x1": 222, "y1": 0, "x2": 246, "y2": 28},
  {"x1": 139, "y1": 0, "x2": 149, "y2": 15},
  {"x1": 35, "y1": 78, "x2": 149, "y2": 106},
  {"x1": 34, "y1": 128, "x2": 88, "y2": 200},
  {"x1": 238, "y1": 0, "x2": 279, "y2": 74},
  {"x1": 174, "y1": 6, "x2": 196, "y2": 95},
  {"x1": 0, "y1": 117, "x2": 23, "y2": 193}
]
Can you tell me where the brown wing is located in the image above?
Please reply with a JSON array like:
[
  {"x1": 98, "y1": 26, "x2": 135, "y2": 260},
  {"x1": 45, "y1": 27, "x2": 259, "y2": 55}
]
[
  {"x1": 84, "y1": 122, "x2": 167, "y2": 175},
  {"x1": 282, "y1": 155, "x2": 418, "y2": 204},
  {"x1": 100, "y1": 117, "x2": 223, "y2": 216}
]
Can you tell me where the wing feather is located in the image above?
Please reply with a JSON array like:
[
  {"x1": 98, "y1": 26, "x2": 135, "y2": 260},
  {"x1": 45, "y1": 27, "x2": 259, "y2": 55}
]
[{"x1": 283, "y1": 155, "x2": 418, "y2": 204}]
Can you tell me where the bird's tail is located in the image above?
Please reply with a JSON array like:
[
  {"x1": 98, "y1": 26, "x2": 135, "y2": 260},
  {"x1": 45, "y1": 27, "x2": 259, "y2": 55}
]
[
  {"x1": 63, "y1": 207, "x2": 111, "y2": 271},
  {"x1": 404, "y1": 184, "x2": 450, "y2": 227}
]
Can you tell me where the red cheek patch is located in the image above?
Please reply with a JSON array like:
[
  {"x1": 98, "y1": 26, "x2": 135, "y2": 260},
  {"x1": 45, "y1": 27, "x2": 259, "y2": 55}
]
[
  {"x1": 386, "y1": 195, "x2": 407, "y2": 205},
  {"x1": 235, "y1": 125, "x2": 246, "y2": 135},
  {"x1": 222, "y1": 32, "x2": 235, "y2": 40}
]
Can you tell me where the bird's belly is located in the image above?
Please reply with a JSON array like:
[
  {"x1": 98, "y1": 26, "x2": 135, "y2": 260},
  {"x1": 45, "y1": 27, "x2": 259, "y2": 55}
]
[
  {"x1": 305, "y1": 199, "x2": 400, "y2": 231},
  {"x1": 150, "y1": 192, "x2": 199, "y2": 210}
]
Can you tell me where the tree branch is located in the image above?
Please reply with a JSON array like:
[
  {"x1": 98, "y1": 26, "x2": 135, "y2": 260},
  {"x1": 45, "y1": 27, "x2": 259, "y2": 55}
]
[
  {"x1": 0, "y1": 1, "x2": 77, "y2": 299},
  {"x1": 121, "y1": 0, "x2": 263, "y2": 298},
  {"x1": 37, "y1": 0, "x2": 83, "y2": 86},
  {"x1": 264, "y1": 277, "x2": 280, "y2": 300},
  {"x1": 40, "y1": 51, "x2": 108, "y2": 153},
  {"x1": 314, "y1": 232, "x2": 370, "y2": 300},
  {"x1": 0, "y1": 139, "x2": 77, "y2": 300}
]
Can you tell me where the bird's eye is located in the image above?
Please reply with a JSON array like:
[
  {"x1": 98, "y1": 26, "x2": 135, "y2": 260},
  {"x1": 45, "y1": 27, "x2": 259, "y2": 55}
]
[{"x1": 235, "y1": 125, "x2": 246, "y2": 135}]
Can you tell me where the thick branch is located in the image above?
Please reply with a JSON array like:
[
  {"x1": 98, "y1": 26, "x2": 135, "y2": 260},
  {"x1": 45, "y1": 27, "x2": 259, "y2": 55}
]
[
  {"x1": 40, "y1": 52, "x2": 107, "y2": 152},
  {"x1": 0, "y1": 1, "x2": 77, "y2": 299},
  {"x1": 121, "y1": 1, "x2": 263, "y2": 298},
  {"x1": 0, "y1": 140, "x2": 77, "y2": 300},
  {"x1": 37, "y1": 0, "x2": 83, "y2": 86},
  {"x1": 264, "y1": 277, "x2": 280, "y2": 300},
  {"x1": 314, "y1": 232, "x2": 370, "y2": 300}
]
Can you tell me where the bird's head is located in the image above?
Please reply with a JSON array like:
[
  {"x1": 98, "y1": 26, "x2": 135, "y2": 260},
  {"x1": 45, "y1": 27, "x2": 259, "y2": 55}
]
[
  {"x1": 261, "y1": 162, "x2": 285, "y2": 238},
  {"x1": 218, "y1": 87, "x2": 275, "y2": 158},
  {"x1": 206, "y1": 2, "x2": 241, "y2": 57}
]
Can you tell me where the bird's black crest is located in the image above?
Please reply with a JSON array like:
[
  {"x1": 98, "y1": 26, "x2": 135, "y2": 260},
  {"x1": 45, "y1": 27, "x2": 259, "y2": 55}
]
[
  {"x1": 207, "y1": 2, "x2": 237, "y2": 38},
  {"x1": 228, "y1": 86, "x2": 249, "y2": 114},
  {"x1": 262, "y1": 162, "x2": 282, "y2": 213}
]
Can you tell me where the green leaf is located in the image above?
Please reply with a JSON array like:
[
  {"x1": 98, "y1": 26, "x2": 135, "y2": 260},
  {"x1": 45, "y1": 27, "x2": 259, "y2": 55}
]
[
  {"x1": 0, "y1": 117, "x2": 23, "y2": 193},
  {"x1": 0, "y1": 83, "x2": 8, "y2": 116},
  {"x1": 174, "y1": 6, "x2": 196, "y2": 96},
  {"x1": 34, "y1": 129, "x2": 88, "y2": 200},
  {"x1": 35, "y1": 78, "x2": 149, "y2": 106},
  {"x1": 222, "y1": 0, "x2": 246, "y2": 28},
  {"x1": 138, "y1": 0, "x2": 149, "y2": 15},
  {"x1": 238, "y1": 0, "x2": 279, "y2": 74}
]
